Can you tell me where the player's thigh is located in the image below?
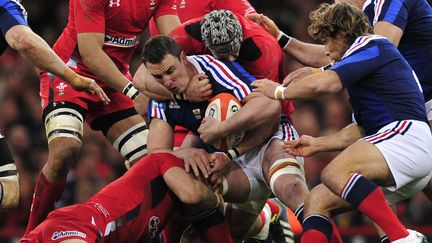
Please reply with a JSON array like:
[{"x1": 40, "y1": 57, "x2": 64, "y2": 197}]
[
  {"x1": 222, "y1": 162, "x2": 255, "y2": 203},
  {"x1": 321, "y1": 139, "x2": 393, "y2": 191},
  {"x1": 106, "y1": 114, "x2": 149, "y2": 163}
]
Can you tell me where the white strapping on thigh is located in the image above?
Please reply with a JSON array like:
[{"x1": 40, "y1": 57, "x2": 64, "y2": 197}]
[{"x1": 268, "y1": 158, "x2": 305, "y2": 192}]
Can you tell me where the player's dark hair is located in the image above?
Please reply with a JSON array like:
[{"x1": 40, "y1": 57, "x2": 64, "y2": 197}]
[
  {"x1": 308, "y1": 2, "x2": 373, "y2": 46},
  {"x1": 141, "y1": 35, "x2": 182, "y2": 64}
]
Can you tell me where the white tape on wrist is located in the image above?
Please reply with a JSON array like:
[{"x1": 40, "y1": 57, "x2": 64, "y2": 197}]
[
  {"x1": 122, "y1": 82, "x2": 139, "y2": 100},
  {"x1": 274, "y1": 85, "x2": 286, "y2": 100}
]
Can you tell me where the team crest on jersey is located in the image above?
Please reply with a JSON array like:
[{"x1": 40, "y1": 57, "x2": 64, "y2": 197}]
[
  {"x1": 193, "y1": 109, "x2": 202, "y2": 119},
  {"x1": 56, "y1": 82, "x2": 68, "y2": 96},
  {"x1": 51, "y1": 231, "x2": 86, "y2": 240},
  {"x1": 104, "y1": 35, "x2": 138, "y2": 48},
  {"x1": 108, "y1": 0, "x2": 120, "y2": 7},
  {"x1": 148, "y1": 216, "x2": 160, "y2": 238}
]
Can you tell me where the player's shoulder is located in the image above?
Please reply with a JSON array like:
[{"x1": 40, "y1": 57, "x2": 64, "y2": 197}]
[{"x1": 342, "y1": 35, "x2": 389, "y2": 59}]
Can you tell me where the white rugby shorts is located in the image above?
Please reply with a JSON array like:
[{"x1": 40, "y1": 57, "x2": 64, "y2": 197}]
[{"x1": 363, "y1": 120, "x2": 432, "y2": 202}]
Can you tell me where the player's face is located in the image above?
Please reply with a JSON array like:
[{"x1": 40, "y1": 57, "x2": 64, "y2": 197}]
[
  {"x1": 211, "y1": 48, "x2": 240, "y2": 62},
  {"x1": 324, "y1": 36, "x2": 347, "y2": 62},
  {"x1": 146, "y1": 54, "x2": 190, "y2": 94}
]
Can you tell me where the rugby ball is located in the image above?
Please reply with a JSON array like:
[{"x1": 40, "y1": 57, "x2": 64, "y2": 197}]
[{"x1": 205, "y1": 93, "x2": 245, "y2": 151}]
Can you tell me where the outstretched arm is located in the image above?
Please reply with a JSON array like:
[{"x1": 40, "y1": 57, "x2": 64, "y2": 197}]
[
  {"x1": 134, "y1": 64, "x2": 212, "y2": 102},
  {"x1": 252, "y1": 70, "x2": 343, "y2": 100},
  {"x1": 77, "y1": 32, "x2": 131, "y2": 92},
  {"x1": 246, "y1": 13, "x2": 329, "y2": 67},
  {"x1": 5, "y1": 25, "x2": 109, "y2": 103},
  {"x1": 284, "y1": 123, "x2": 365, "y2": 157}
]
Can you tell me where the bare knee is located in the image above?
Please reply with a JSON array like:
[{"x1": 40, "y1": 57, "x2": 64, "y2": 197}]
[
  {"x1": 272, "y1": 174, "x2": 308, "y2": 210},
  {"x1": 44, "y1": 138, "x2": 82, "y2": 180},
  {"x1": 305, "y1": 185, "x2": 332, "y2": 214}
]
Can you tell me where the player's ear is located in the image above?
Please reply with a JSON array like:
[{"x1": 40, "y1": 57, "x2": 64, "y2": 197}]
[{"x1": 180, "y1": 51, "x2": 187, "y2": 63}]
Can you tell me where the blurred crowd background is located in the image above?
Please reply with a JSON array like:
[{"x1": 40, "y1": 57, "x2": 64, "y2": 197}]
[{"x1": 1, "y1": 0, "x2": 432, "y2": 242}]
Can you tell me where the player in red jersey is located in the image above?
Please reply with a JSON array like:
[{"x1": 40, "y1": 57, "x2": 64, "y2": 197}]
[
  {"x1": 21, "y1": 153, "x2": 232, "y2": 243},
  {"x1": 24, "y1": 0, "x2": 181, "y2": 235},
  {"x1": 148, "y1": 0, "x2": 256, "y2": 36}
]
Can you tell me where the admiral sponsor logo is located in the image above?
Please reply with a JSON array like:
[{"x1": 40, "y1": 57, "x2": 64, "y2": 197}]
[
  {"x1": 148, "y1": 216, "x2": 160, "y2": 238},
  {"x1": 105, "y1": 35, "x2": 137, "y2": 48},
  {"x1": 52, "y1": 231, "x2": 86, "y2": 240}
]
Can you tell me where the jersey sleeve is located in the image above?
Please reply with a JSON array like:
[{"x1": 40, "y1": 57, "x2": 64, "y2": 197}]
[
  {"x1": 154, "y1": 0, "x2": 177, "y2": 19},
  {"x1": 191, "y1": 55, "x2": 255, "y2": 102},
  {"x1": 245, "y1": 35, "x2": 282, "y2": 82},
  {"x1": 169, "y1": 19, "x2": 208, "y2": 55},
  {"x1": 331, "y1": 44, "x2": 382, "y2": 86},
  {"x1": 74, "y1": 0, "x2": 106, "y2": 33},
  {"x1": 0, "y1": 0, "x2": 28, "y2": 33},
  {"x1": 148, "y1": 100, "x2": 174, "y2": 126},
  {"x1": 212, "y1": 0, "x2": 256, "y2": 15},
  {"x1": 372, "y1": 0, "x2": 407, "y2": 31}
]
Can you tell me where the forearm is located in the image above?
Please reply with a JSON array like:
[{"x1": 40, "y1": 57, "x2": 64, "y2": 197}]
[
  {"x1": 80, "y1": 48, "x2": 130, "y2": 91},
  {"x1": 6, "y1": 26, "x2": 75, "y2": 80},
  {"x1": 234, "y1": 115, "x2": 279, "y2": 156},
  {"x1": 219, "y1": 95, "x2": 280, "y2": 137},
  {"x1": 284, "y1": 38, "x2": 329, "y2": 67},
  {"x1": 314, "y1": 123, "x2": 364, "y2": 152},
  {"x1": 133, "y1": 64, "x2": 172, "y2": 101},
  {"x1": 282, "y1": 71, "x2": 343, "y2": 100}
]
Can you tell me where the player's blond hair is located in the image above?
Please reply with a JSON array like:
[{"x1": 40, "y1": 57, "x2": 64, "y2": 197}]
[{"x1": 308, "y1": 2, "x2": 373, "y2": 45}]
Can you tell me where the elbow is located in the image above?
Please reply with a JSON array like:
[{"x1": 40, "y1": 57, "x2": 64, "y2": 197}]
[
  {"x1": 308, "y1": 79, "x2": 341, "y2": 95},
  {"x1": 176, "y1": 182, "x2": 206, "y2": 205},
  {"x1": 248, "y1": 99, "x2": 280, "y2": 130},
  {"x1": 10, "y1": 29, "x2": 37, "y2": 54}
]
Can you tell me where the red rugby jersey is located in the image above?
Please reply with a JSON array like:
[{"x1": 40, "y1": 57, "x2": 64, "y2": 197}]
[{"x1": 53, "y1": 0, "x2": 177, "y2": 76}]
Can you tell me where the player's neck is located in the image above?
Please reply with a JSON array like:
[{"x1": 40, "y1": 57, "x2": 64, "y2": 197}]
[{"x1": 185, "y1": 61, "x2": 199, "y2": 80}]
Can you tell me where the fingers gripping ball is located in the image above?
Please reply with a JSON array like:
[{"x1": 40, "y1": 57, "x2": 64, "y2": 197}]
[{"x1": 205, "y1": 93, "x2": 244, "y2": 151}]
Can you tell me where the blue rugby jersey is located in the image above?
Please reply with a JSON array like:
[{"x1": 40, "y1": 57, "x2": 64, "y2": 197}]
[
  {"x1": 148, "y1": 55, "x2": 256, "y2": 139},
  {"x1": 363, "y1": 0, "x2": 432, "y2": 101},
  {"x1": 0, "y1": 0, "x2": 28, "y2": 54},
  {"x1": 331, "y1": 35, "x2": 427, "y2": 135}
]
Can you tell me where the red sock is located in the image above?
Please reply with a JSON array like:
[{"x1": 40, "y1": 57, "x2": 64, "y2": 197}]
[
  {"x1": 259, "y1": 204, "x2": 269, "y2": 226},
  {"x1": 24, "y1": 172, "x2": 65, "y2": 235},
  {"x1": 301, "y1": 230, "x2": 329, "y2": 243},
  {"x1": 341, "y1": 173, "x2": 408, "y2": 241},
  {"x1": 330, "y1": 221, "x2": 343, "y2": 243},
  {"x1": 357, "y1": 189, "x2": 408, "y2": 241}
]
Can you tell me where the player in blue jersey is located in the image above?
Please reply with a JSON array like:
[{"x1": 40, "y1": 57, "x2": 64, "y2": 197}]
[
  {"x1": 252, "y1": 2, "x2": 431, "y2": 242},
  {"x1": 0, "y1": 0, "x2": 108, "y2": 209},
  {"x1": 247, "y1": 0, "x2": 432, "y2": 108},
  {"x1": 141, "y1": 35, "x2": 310, "y2": 241}
]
